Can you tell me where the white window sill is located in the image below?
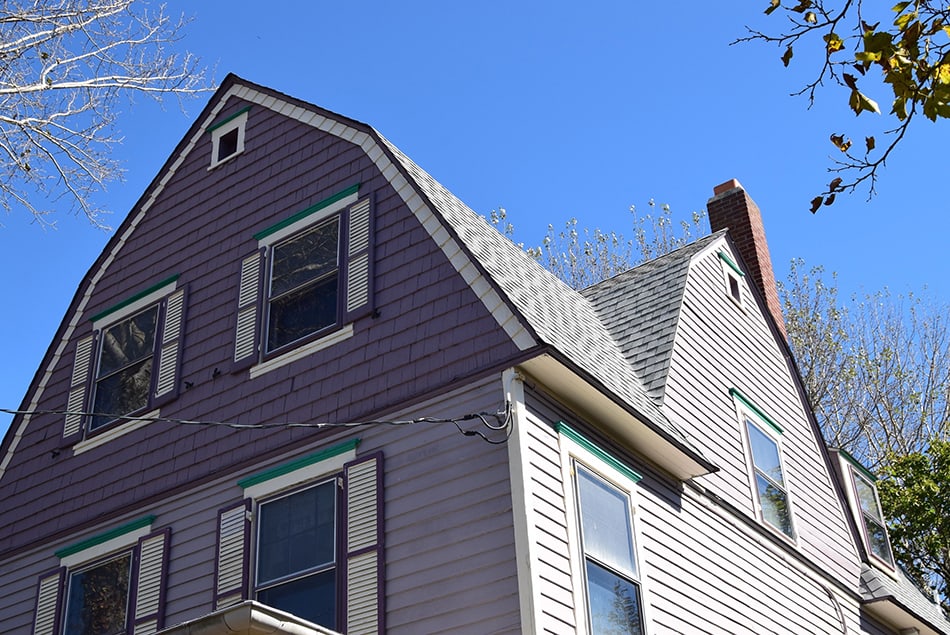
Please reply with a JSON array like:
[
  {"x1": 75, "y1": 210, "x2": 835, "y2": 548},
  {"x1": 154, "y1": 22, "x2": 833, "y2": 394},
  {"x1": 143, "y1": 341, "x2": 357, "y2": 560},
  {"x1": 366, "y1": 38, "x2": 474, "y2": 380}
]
[
  {"x1": 72, "y1": 411, "x2": 158, "y2": 455},
  {"x1": 249, "y1": 324, "x2": 354, "y2": 379}
]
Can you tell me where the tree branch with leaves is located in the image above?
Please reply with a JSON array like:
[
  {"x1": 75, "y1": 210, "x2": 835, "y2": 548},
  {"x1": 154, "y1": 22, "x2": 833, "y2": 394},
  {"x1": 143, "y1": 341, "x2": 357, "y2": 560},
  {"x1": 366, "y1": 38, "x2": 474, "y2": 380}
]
[
  {"x1": 0, "y1": 0, "x2": 212, "y2": 228},
  {"x1": 739, "y1": 0, "x2": 950, "y2": 209}
]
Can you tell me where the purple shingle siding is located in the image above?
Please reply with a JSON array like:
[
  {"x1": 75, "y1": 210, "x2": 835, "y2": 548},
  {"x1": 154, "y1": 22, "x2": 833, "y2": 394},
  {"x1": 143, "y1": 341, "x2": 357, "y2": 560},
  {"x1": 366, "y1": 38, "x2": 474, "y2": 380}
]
[{"x1": 0, "y1": 89, "x2": 523, "y2": 559}]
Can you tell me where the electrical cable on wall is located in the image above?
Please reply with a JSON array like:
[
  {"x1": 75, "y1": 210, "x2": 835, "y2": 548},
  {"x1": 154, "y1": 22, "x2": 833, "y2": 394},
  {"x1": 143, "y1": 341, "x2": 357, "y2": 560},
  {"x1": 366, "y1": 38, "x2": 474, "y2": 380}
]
[{"x1": 0, "y1": 401, "x2": 513, "y2": 445}]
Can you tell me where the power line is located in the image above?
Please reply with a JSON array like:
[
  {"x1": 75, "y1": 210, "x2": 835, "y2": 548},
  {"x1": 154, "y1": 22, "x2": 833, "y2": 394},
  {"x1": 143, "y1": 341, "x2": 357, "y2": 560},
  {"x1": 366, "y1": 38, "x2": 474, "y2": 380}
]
[{"x1": 0, "y1": 401, "x2": 513, "y2": 445}]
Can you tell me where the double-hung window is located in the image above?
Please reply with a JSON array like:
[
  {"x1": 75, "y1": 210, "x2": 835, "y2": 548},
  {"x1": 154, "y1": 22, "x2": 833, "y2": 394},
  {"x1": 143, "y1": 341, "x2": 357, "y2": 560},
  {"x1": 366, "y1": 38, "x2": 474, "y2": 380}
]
[
  {"x1": 575, "y1": 464, "x2": 644, "y2": 635},
  {"x1": 31, "y1": 517, "x2": 170, "y2": 635},
  {"x1": 256, "y1": 478, "x2": 338, "y2": 628},
  {"x1": 233, "y1": 185, "x2": 374, "y2": 374},
  {"x1": 558, "y1": 422, "x2": 646, "y2": 635},
  {"x1": 63, "y1": 277, "x2": 186, "y2": 443},
  {"x1": 733, "y1": 389, "x2": 795, "y2": 538},
  {"x1": 213, "y1": 441, "x2": 384, "y2": 634}
]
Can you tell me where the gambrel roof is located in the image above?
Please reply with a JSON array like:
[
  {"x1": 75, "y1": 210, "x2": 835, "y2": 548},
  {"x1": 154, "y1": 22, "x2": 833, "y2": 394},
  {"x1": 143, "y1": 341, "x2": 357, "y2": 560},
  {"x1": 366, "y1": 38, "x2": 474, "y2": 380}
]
[{"x1": 0, "y1": 74, "x2": 714, "y2": 492}]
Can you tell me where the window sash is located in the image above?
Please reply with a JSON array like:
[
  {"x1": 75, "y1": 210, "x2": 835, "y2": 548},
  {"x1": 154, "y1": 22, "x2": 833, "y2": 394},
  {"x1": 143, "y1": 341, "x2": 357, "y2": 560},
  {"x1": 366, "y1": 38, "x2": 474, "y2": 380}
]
[
  {"x1": 63, "y1": 552, "x2": 132, "y2": 635},
  {"x1": 745, "y1": 419, "x2": 793, "y2": 537}
]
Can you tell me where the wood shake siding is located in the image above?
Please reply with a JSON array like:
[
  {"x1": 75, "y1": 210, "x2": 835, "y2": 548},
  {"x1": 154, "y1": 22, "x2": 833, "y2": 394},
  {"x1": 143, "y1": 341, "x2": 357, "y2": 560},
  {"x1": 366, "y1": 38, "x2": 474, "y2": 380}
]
[{"x1": 0, "y1": 101, "x2": 523, "y2": 559}]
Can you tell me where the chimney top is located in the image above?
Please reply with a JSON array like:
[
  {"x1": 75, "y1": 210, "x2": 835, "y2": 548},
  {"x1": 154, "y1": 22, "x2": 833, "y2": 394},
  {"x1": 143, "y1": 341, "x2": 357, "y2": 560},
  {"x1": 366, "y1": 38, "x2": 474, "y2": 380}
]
[{"x1": 712, "y1": 179, "x2": 742, "y2": 196}]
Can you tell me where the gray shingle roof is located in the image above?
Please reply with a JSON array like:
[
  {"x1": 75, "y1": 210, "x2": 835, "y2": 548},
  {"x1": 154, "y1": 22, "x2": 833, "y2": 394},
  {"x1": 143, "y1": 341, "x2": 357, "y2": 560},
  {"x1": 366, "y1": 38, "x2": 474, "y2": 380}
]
[
  {"x1": 582, "y1": 232, "x2": 725, "y2": 400},
  {"x1": 377, "y1": 133, "x2": 706, "y2": 461},
  {"x1": 860, "y1": 564, "x2": 948, "y2": 632}
]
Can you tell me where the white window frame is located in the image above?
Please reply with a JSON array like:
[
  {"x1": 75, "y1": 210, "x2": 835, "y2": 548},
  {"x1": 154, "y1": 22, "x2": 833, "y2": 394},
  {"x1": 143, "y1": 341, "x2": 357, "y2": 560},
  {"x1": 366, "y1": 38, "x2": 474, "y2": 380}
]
[
  {"x1": 838, "y1": 453, "x2": 896, "y2": 571},
  {"x1": 733, "y1": 391, "x2": 797, "y2": 541},
  {"x1": 718, "y1": 251, "x2": 745, "y2": 308},
  {"x1": 558, "y1": 424, "x2": 650, "y2": 635},
  {"x1": 209, "y1": 108, "x2": 249, "y2": 169}
]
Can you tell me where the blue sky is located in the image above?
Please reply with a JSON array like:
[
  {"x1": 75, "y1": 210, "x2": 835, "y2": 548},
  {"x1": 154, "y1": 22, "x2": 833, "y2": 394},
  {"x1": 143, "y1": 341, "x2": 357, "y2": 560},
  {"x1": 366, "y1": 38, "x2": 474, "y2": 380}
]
[{"x1": 2, "y1": 1, "x2": 948, "y2": 435}]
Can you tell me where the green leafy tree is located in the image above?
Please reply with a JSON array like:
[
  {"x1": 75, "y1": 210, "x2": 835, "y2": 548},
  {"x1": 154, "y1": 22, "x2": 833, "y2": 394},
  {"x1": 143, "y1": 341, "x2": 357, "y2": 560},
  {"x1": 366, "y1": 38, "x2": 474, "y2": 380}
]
[
  {"x1": 740, "y1": 1, "x2": 950, "y2": 209},
  {"x1": 878, "y1": 440, "x2": 950, "y2": 612},
  {"x1": 0, "y1": 0, "x2": 211, "y2": 228}
]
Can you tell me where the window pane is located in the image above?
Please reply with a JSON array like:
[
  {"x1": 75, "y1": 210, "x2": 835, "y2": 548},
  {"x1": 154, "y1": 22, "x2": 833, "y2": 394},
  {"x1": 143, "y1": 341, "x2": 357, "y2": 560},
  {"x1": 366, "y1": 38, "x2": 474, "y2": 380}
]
[
  {"x1": 271, "y1": 219, "x2": 339, "y2": 297},
  {"x1": 755, "y1": 472, "x2": 793, "y2": 536},
  {"x1": 585, "y1": 559, "x2": 643, "y2": 635},
  {"x1": 577, "y1": 467, "x2": 637, "y2": 578},
  {"x1": 64, "y1": 554, "x2": 131, "y2": 635},
  {"x1": 98, "y1": 308, "x2": 157, "y2": 377},
  {"x1": 257, "y1": 568, "x2": 336, "y2": 630},
  {"x1": 258, "y1": 481, "x2": 336, "y2": 584},
  {"x1": 746, "y1": 421, "x2": 784, "y2": 486},
  {"x1": 853, "y1": 471, "x2": 884, "y2": 523},
  {"x1": 267, "y1": 275, "x2": 338, "y2": 351},
  {"x1": 91, "y1": 358, "x2": 152, "y2": 430},
  {"x1": 865, "y1": 517, "x2": 894, "y2": 563}
]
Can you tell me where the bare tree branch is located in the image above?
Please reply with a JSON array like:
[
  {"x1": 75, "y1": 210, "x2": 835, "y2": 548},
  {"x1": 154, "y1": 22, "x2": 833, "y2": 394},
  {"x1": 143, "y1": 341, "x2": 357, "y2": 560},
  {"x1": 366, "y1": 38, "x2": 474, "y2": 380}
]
[{"x1": 0, "y1": 0, "x2": 213, "y2": 228}]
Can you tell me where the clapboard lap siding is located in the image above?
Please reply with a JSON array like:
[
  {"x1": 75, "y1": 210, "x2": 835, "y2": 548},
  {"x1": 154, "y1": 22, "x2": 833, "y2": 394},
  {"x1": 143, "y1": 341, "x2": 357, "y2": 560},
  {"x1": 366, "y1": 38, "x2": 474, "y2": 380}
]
[
  {"x1": 0, "y1": 376, "x2": 520, "y2": 634},
  {"x1": 0, "y1": 100, "x2": 525, "y2": 557},
  {"x1": 663, "y1": 248, "x2": 860, "y2": 583}
]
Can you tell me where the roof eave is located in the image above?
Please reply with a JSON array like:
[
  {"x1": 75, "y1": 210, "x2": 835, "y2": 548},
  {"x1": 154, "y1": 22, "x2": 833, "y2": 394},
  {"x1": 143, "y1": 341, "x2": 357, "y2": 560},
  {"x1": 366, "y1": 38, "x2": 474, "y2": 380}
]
[{"x1": 518, "y1": 353, "x2": 717, "y2": 481}]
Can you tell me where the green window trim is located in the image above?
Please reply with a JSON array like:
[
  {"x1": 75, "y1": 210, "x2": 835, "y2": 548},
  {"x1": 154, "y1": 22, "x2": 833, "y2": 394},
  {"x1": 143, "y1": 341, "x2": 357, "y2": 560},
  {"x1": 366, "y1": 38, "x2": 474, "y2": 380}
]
[
  {"x1": 89, "y1": 274, "x2": 180, "y2": 324},
  {"x1": 206, "y1": 106, "x2": 252, "y2": 133},
  {"x1": 55, "y1": 515, "x2": 156, "y2": 559},
  {"x1": 253, "y1": 184, "x2": 361, "y2": 241},
  {"x1": 839, "y1": 448, "x2": 877, "y2": 482},
  {"x1": 719, "y1": 251, "x2": 745, "y2": 277},
  {"x1": 556, "y1": 422, "x2": 642, "y2": 483},
  {"x1": 729, "y1": 388, "x2": 783, "y2": 435},
  {"x1": 237, "y1": 438, "x2": 361, "y2": 489}
]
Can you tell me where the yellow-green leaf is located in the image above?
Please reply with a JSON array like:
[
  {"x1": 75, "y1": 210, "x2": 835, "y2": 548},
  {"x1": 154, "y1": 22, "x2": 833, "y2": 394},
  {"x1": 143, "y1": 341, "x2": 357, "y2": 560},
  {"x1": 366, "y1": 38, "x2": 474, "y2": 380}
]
[
  {"x1": 855, "y1": 51, "x2": 882, "y2": 62},
  {"x1": 791, "y1": 0, "x2": 812, "y2": 13},
  {"x1": 824, "y1": 32, "x2": 845, "y2": 53},
  {"x1": 849, "y1": 89, "x2": 881, "y2": 115},
  {"x1": 892, "y1": 1, "x2": 911, "y2": 14},
  {"x1": 937, "y1": 64, "x2": 950, "y2": 84},
  {"x1": 805, "y1": 11, "x2": 817, "y2": 24},
  {"x1": 830, "y1": 133, "x2": 852, "y2": 151}
]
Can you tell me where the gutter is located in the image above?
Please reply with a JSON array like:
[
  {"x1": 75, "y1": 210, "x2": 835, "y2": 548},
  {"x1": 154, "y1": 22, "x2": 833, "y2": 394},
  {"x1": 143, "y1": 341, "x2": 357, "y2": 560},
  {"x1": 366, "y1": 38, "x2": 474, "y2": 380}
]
[{"x1": 158, "y1": 601, "x2": 339, "y2": 635}]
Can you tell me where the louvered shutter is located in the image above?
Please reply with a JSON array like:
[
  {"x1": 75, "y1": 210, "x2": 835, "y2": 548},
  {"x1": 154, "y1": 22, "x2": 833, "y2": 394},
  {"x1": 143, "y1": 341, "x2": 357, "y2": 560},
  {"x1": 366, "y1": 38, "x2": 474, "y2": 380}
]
[
  {"x1": 343, "y1": 452, "x2": 384, "y2": 635},
  {"x1": 64, "y1": 334, "x2": 95, "y2": 440},
  {"x1": 233, "y1": 251, "x2": 263, "y2": 371},
  {"x1": 344, "y1": 196, "x2": 374, "y2": 322},
  {"x1": 132, "y1": 529, "x2": 171, "y2": 635},
  {"x1": 214, "y1": 500, "x2": 251, "y2": 610},
  {"x1": 153, "y1": 288, "x2": 186, "y2": 408},
  {"x1": 32, "y1": 568, "x2": 64, "y2": 635}
]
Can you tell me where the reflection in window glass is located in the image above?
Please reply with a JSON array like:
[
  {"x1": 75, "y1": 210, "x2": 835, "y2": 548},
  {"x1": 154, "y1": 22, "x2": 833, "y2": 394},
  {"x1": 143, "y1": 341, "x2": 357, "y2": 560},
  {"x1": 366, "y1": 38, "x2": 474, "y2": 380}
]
[
  {"x1": 267, "y1": 218, "x2": 340, "y2": 352},
  {"x1": 64, "y1": 553, "x2": 132, "y2": 635},
  {"x1": 576, "y1": 465, "x2": 643, "y2": 635},
  {"x1": 92, "y1": 307, "x2": 158, "y2": 430},
  {"x1": 853, "y1": 469, "x2": 894, "y2": 565},
  {"x1": 746, "y1": 419, "x2": 793, "y2": 537}
]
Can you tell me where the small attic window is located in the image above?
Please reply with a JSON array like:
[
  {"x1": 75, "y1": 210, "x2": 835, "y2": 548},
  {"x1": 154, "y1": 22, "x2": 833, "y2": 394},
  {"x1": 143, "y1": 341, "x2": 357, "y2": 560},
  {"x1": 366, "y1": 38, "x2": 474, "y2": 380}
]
[
  {"x1": 208, "y1": 106, "x2": 250, "y2": 168},
  {"x1": 719, "y1": 251, "x2": 745, "y2": 306},
  {"x1": 838, "y1": 450, "x2": 895, "y2": 569}
]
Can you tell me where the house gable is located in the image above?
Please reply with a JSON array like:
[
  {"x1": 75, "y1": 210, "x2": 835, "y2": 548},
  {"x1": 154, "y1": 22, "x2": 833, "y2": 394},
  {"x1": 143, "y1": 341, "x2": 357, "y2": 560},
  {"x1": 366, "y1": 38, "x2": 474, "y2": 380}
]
[{"x1": 0, "y1": 76, "x2": 533, "y2": 557}]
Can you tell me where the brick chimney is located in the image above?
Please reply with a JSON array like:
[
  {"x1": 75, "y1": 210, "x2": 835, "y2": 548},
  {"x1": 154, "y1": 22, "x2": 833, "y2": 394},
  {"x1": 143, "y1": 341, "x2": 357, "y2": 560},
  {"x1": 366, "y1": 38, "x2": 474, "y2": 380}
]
[{"x1": 707, "y1": 179, "x2": 787, "y2": 340}]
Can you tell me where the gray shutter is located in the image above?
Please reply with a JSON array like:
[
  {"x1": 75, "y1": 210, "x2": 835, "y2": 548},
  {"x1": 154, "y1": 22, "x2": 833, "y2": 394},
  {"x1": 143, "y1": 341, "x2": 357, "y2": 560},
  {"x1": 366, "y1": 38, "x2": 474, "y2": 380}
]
[
  {"x1": 64, "y1": 334, "x2": 95, "y2": 440},
  {"x1": 344, "y1": 452, "x2": 384, "y2": 635},
  {"x1": 344, "y1": 196, "x2": 374, "y2": 322},
  {"x1": 153, "y1": 288, "x2": 186, "y2": 407},
  {"x1": 233, "y1": 251, "x2": 263, "y2": 371},
  {"x1": 132, "y1": 529, "x2": 170, "y2": 635},
  {"x1": 32, "y1": 568, "x2": 64, "y2": 635},
  {"x1": 214, "y1": 500, "x2": 251, "y2": 610}
]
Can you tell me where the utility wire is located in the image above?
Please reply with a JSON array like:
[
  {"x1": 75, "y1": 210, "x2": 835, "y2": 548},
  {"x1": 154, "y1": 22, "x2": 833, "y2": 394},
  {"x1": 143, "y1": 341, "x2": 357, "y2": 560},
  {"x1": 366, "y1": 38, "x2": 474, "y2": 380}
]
[{"x1": 0, "y1": 401, "x2": 513, "y2": 445}]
